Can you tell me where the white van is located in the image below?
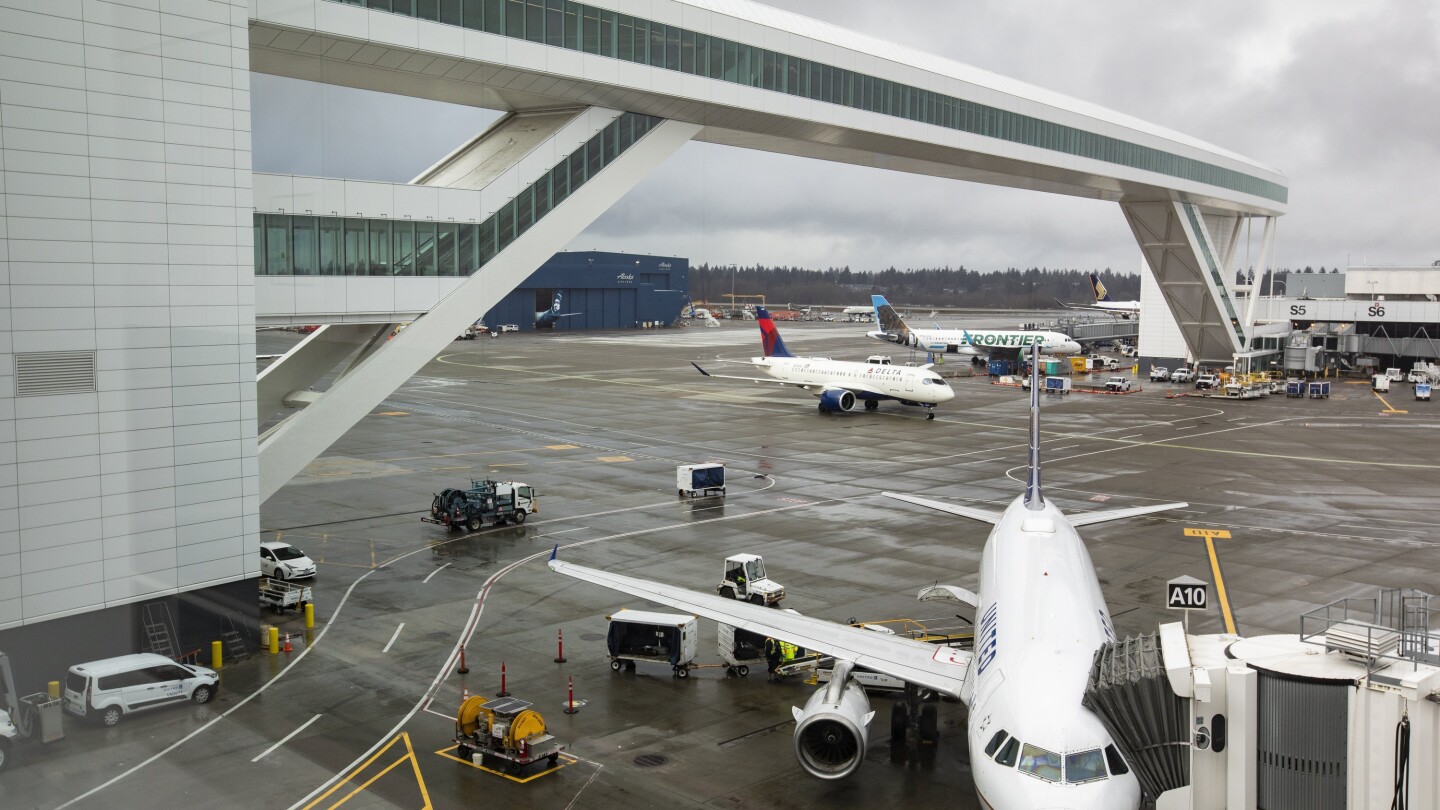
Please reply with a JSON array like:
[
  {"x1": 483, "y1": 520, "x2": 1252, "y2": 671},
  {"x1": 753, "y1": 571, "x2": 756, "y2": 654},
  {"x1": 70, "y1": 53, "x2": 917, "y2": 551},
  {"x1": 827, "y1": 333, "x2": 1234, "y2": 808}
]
[{"x1": 63, "y1": 653, "x2": 218, "y2": 726}]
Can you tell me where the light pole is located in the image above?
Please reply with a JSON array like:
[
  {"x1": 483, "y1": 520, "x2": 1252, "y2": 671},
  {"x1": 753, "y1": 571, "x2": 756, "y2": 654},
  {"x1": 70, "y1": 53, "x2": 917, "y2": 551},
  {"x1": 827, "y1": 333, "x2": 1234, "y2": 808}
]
[{"x1": 731, "y1": 264, "x2": 738, "y2": 316}]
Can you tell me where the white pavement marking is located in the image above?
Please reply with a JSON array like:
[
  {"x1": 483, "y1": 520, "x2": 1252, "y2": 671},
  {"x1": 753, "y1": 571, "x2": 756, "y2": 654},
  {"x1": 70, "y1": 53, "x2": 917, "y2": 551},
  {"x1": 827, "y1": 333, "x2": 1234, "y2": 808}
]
[
  {"x1": 422, "y1": 563, "x2": 451, "y2": 584},
  {"x1": 383, "y1": 623, "x2": 406, "y2": 653},
  {"x1": 252, "y1": 714, "x2": 323, "y2": 763}
]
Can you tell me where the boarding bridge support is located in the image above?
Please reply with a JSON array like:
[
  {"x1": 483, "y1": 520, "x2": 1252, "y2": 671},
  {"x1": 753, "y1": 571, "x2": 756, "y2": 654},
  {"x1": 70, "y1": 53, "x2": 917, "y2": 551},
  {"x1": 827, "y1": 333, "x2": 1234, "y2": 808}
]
[
  {"x1": 1123, "y1": 201, "x2": 1276, "y2": 366},
  {"x1": 258, "y1": 111, "x2": 700, "y2": 503},
  {"x1": 257, "y1": 323, "x2": 393, "y2": 431}
]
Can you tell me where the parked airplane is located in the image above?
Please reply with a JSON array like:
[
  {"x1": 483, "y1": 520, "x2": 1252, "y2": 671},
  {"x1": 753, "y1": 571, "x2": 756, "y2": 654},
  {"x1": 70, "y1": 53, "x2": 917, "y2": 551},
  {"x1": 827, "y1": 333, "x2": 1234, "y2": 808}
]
[
  {"x1": 1056, "y1": 273, "x2": 1140, "y2": 319},
  {"x1": 535, "y1": 291, "x2": 580, "y2": 327},
  {"x1": 550, "y1": 344, "x2": 1186, "y2": 807},
  {"x1": 869, "y1": 295, "x2": 1081, "y2": 357},
  {"x1": 692, "y1": 307, "x2": 954, "y2": 419}
]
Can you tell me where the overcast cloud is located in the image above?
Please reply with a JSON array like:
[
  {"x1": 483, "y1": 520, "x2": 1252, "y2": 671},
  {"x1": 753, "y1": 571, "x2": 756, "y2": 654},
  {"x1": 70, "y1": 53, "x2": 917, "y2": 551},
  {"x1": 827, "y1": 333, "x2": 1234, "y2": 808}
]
[{"x1": 252, "y1": 1, "x2": 1440, "y2": 273}]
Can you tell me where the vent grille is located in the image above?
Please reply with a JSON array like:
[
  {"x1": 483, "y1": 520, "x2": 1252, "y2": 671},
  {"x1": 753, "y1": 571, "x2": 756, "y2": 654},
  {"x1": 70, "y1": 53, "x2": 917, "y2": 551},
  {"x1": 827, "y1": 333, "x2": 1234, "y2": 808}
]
[{"x1": 15, "y1": 351, "x2": 97, "y2": 397}]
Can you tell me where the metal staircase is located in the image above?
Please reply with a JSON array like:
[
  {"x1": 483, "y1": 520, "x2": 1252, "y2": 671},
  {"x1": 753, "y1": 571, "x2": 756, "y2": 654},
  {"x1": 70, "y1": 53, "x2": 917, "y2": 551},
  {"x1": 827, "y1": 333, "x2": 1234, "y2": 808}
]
[{"x1": 141, "y1": 603, "x2": 177, "y2": 660}]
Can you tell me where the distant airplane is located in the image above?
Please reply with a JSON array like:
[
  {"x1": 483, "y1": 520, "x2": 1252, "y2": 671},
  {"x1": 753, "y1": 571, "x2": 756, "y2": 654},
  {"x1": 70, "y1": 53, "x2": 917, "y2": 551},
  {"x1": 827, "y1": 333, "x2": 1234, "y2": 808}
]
[
  {"x1": 550, "y1": 344, "x2": 1186, "y2": 806},
  {"x1": 1056, "y1": 273, "x2": 1139, "y2": 319},
  {"x1": 868, "y1": 295, "x2": 1081, "y2": 357},
  {"x1": 692, "y1": 306, "x2": 954, "y2": 419},
  {"x1": 535, "y1": 291, "x2": 580, "y2": 327}
]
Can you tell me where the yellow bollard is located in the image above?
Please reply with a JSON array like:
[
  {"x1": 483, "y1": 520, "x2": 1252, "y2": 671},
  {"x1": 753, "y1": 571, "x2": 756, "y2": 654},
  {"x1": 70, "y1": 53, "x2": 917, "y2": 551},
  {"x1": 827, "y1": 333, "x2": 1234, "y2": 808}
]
[
  {"x1": 212, "y1": 640, "x2": 224, "y2": 670},
  {"x1": 48, "y1": 680, "x2": 60, "y2": 699},
  {"x1": 269, "y1": 625, "x2": 280, "y2": 655},
  {"x1": 304, "y1": 602, "x2": 315, "y2": 629}
]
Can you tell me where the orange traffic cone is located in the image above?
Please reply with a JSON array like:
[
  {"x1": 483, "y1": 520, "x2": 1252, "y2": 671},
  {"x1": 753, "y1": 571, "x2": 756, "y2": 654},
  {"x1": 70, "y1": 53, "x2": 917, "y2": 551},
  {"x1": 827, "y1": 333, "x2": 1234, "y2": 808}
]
[
  {"x1": 461, "y1": 686, "x2": 470, "y2": 702},
  {"x1": 283, "y1": 633, "x2": 292, "y2": 653}
]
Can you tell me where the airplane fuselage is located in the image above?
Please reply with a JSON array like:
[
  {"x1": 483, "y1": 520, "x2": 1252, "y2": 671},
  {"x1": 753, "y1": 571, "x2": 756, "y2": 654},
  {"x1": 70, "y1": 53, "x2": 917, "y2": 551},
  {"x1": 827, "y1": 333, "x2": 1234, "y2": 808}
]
[
  {"x1": 964, "y1": 497, "x2": 1141, "y2": 809},
  {"x1": 870, "y1": 328, "x2": 1082, "y2": 357},
  {"x1": 754, "y1": 356, "x2": 954, "y2": 405}
]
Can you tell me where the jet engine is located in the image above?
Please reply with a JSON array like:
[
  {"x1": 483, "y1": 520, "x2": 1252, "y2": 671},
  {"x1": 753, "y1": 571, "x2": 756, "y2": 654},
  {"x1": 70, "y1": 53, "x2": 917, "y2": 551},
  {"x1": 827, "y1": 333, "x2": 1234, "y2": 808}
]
[
  {"x1": 817, "y1": 389, "x2": 857, "y2": 413},
  {"x1": 790, "y1": 663, "x2": 873, "y2": 780}
]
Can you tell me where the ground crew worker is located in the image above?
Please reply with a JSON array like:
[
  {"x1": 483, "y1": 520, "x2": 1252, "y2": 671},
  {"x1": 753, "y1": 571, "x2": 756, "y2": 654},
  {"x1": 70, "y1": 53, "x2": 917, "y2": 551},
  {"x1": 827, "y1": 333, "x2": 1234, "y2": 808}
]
[
  {"x1": 779, "y1": 640, "x2": 798, "y2": 665},
  {"x1": 764, "y1": 637, "x2": 781, "y2": 679}
]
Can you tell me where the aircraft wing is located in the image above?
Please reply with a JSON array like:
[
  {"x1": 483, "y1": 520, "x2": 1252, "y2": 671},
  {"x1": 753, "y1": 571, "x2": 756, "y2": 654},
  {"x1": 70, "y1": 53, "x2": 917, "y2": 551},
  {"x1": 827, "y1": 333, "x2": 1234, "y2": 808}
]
[
  {"x1": 883, "y1": 492, "x2": 1003, "y2": 525},
  {"x1": 691, "y1": 363, "x2": 886, "y2": 397},
  {"x1": 1067, "y1": 501, "x2": 1189, "y2": 526},
  {"x1": 548, "y1": 557, "x2": 972, "y2": 699}
]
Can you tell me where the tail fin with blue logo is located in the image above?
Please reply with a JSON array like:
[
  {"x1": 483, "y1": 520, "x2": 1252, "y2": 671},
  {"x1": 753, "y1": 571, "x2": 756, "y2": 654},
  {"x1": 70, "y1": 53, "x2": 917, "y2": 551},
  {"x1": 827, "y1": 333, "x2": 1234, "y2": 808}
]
[
  {"x1": 755, "y1": 307, "x2": 795, "y2": 358},
  {"x1": 1089, "y1": 273, "x2": 1113, "y2": 303}
]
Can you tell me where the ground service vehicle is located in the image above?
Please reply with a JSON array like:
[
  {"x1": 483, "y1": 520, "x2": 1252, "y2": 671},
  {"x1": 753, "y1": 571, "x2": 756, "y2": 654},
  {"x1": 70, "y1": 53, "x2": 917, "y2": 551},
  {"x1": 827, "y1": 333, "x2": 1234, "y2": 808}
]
[
  {"x1": 677, "y1": 463, "x2": 725, "y2": 497},
  {"x1": 453, "y1": 696, "x2": 562, "y2": 773},
  {"x1": 259, "y1": 577, "x2": 312, "y2": 613},
  {"x1": 719, "y1": 553, "x2": 784, "y2": 605},
  {"x1": 425, "y1": 479, "x2": 537, "y2": 531},
  {"x1": 259, "y1": 541, "x2": 315, "y2": 580},
  {"x1": 63, "y1": 654, "x2": 217, "y2": 726},
  {"x1": 1373, "y1": 374, "x2": 1391, "y2": 392},
  {"x1": 1417, "y1": 382, "x2": 1432, "y2": 401},
  {"x1": 1149, "y1": 367, "x2": 1169, "y2": 382},
  {"x1": 606, "y1": 609, "x2": 699, "y2": 677},
  {"x1": 1043, "y1": 376, "x2": 1071, "y2": 395},
  {"x1": 1170, "y1": 367, "x2": 1194, "y2": 383},
  {"x1": 1195, "y1": 374, "x2": 1219, "y2": 390},
  {"x1": 1104, "y1": 377, "x2": 1132, "y2": 392}
]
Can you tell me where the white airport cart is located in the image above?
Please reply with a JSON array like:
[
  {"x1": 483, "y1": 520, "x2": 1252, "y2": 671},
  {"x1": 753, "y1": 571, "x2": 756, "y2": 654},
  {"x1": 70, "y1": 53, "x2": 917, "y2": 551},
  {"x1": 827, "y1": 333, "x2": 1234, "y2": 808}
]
[
  {"x1": 1417, "y1": 382, "x2": 1432, "y2": 401},
  {"x1": 606, "y1": 609, "x2": 699, "y2": 678},
  {"x1": 717, "y1": 623, "x2": 768, "y2": 677},
  {"x1": 258, "y1": 578, "x2": 311, "y2": 614},
  {"x1": 677, "y1": 463, "x2": 725, "y2": 498}
]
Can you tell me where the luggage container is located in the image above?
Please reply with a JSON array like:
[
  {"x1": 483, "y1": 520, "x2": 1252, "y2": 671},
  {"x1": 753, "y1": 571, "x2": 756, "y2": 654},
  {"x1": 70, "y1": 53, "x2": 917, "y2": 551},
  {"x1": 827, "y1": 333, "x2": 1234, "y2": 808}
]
[
  {"x1": 606, "y1": 609, "x2": 699, "y2": 678},
  {"x1": 1285, "y1": 380, "x2": 1304, "y2": 398},
  {"x1": 677, "y1": 463, "x2": 725, "y2": 497},
  {"x1": 1308, "y1": 381, "x2": 1331, "y2": 399},
  {"x1": 1417, "y1": 382, "x2": 1432, "y2": 401},
  {"x1": 987, "y1": 359, "x2": 1014, "y2": 377},
  {"x1": 1372, "y1": 374, "x2": 1391, "y2": 392},
  {"x1": 1043, "y1": 376, "x2": 1071, "y2": 395},
  {"x1": 1042, "y1": 359, "x2": 1065, "y2": 376},
  {"x1": 717, "y1": 623, "x2": 767, "y2": 676}
]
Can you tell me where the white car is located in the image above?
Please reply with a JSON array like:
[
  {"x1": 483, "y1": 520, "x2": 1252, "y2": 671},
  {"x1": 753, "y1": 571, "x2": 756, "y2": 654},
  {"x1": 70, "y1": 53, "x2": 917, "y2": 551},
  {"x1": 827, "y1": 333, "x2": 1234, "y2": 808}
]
[
  {"x1": 260, "y1": 541, "x2": 316, "y2": 580},
  {"x1": 1149, "y1": 367, "x2": 1170, "y2": 382},
  {"x1": 1170, "y1": 368, "x2": 1194, "y2": 383},
  {"x1": 1104, "y1": 377, "x2": 1132, "y2": 392},
  {"x1": 500, "y1": 324, "x2": 520, "y2": 332}
]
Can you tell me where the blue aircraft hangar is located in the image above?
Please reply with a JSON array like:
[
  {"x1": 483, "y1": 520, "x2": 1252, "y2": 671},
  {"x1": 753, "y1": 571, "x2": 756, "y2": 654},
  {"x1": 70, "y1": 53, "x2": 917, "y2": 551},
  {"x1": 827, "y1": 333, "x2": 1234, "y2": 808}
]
[{"x1": 484, "y1": 251, "x2": 690, "y2": 332}]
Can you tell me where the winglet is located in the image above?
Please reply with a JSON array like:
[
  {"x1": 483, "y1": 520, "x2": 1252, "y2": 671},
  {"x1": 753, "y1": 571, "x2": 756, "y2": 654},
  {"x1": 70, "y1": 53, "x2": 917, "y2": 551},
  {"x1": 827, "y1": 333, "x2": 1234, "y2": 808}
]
[
  {"x1": 549, "y1": 544, "x2": 558, "y2": 563},
  {"x1": 691, "y1": 361, "x2": 712, "y2": 377}
]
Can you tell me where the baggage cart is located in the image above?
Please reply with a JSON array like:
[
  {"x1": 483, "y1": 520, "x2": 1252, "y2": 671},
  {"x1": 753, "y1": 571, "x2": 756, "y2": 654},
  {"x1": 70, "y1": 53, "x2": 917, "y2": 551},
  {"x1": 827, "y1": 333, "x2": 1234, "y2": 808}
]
[
  {"x1": 1285, "y1": 380, "x2": 1304, "y2": 398},
  {"x1": 1417, "y1": 382, "x2": 1432, "y2": 401},
  {"x1": 1043, "y1": 376, "x2": 1071, "y2": 395},
  {"x1": 606, "y1": 609, "x2": 699, "y2": 678},
  {"x1": 258, "y1": 577, "x2": 311, "y2": 613},
  {"x1": 677, "y1": 464, "x2": 725, "y2": 497},
  {"x1": 717, "y1": 623, "x2": 768, "y2": 676},
  {"x1": 1308, "y1": 381, "x2": 1330, "y2": 399}
]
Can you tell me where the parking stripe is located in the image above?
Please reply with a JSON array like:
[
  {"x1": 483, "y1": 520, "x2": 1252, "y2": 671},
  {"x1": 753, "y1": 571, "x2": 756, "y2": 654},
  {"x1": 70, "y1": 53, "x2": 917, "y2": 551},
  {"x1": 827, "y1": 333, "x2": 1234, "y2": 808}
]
[
  {"x1": 253, "y1": 714, "x2": 322, "y2": 763},
  {"x1": 383, "y1": 623, "x2": 405, "y2": 654}
]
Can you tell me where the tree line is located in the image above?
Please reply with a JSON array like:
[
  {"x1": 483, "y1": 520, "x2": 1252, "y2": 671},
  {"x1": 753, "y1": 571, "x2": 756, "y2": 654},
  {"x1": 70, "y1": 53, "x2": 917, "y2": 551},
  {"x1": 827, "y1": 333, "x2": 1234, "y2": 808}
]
[{"x1": 690, "y1": 265, "x2": 1140, "y2": 309}]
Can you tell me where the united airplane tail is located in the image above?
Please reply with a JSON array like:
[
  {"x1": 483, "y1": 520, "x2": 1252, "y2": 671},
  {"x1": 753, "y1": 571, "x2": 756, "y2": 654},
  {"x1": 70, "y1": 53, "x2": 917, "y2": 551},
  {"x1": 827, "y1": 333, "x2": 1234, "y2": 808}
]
[
  {"x1": 755, "y1": 307, "x2": 796, "y2": 358},
  {"x1": 1089, "y1": 272, "x2": 1113, "y2": 303},
  {"x1": 1024, "y1": 343, "x2": 1044, "y2": 510}
]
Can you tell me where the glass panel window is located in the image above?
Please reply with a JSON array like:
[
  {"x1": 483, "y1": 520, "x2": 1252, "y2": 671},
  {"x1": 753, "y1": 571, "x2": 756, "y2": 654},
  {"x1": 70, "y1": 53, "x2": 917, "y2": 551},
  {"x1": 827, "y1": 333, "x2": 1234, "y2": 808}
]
[
  {"x1": 664, "y1": 25, "x2": 679, "y2": 71},
  {"x1": 599, "y1": 10, "x2": 614, "y2": 57},
  {"x1": 475, "y1": 219, "x2": 494, "y2": 266},
  {"x1": 722, "y1": 39, "x2": 737, "y2": 82},
  {"x1": 417, "y1": 0, "x2": 438, "y2": 20},
  {"x1": 505, "y1": 0, "x2": 523, "y2": 38},
  {"x1": 415, "y1": 221, "x2": 436, "y2": 275},
  {"x1": 343, "y1": 219, "x2": 367, "y2": 275},
  {"x1": 562, "y1": 1, "x2": 578, "y2": 49},
  {"x1": 253, "y1": 215, "x2": 264, "y2": 275},
  {"x1": 568, "y1": 150, "x2": 586, "y2": 192},
  {"x1": 762, "y1": 49, "x2": 776, "y2": 90},
  {"x1": 550, "y1": 163, "x2": 569, "y2": 206},
  {"x1": 680, "y1": 29, "x2": 695, "y2": 74},
  {"x1": 482, "y1": 0, "x2": 501, "y2": 33},
  {"x1": 533, "y1": 176, "x2": 550, "y2": 220},
  {"x1": 544, "y1": 0, "x2": 562, "y2": 47},
  {"x1": 648, "y1": 23, "x2": 664, "y2": 67},
  {"x1": 995, "y1": 737, "x2": 1019, "y2": 767},
  {"x1": 515, "y1": 187, "x2": 534, "y2": 235},
  {"x1": 391, "y1": 0, "x2": 413, "y2": 14},
  {"x1": 436, "y1": 222, "x2": 456, "y2": 276},
  {"x1": 497, "y1": 203, "x2": 515, "y2": 251},
  {"x1": 391, "y1": 219, "x2": 415, "y2": 275},
  {"x1": 457, "y1": 222, "x2": 476, "y2": 273},
  {"x1": 1065, "y1": 749, "x2": 1107, "y2": 784},
  {"x1": 707, "y1": 35, "x2": 723, "y2": 78},
  {"x1": 1018, "y1": 743, "x2": 1062, "y2": 783},
  {"x1": 367, "y1": 0, "x2": 391, "y2": 13},
  {"x1": 984, "y1": 730, "x2": 1009, "y2": 758},
  {"x1": 367, "y1": 219, "x2": 390, "y2": 276},
  {"x1": 291, "y1": 216, "x2": 317, "y2": 275},
  {"x1": 524, "y1": 0, "x2": 542, "y2": 42},
  {"x1": 1104, "y1": 745, "x2": 1130, "y2": 776},
  {"x1": 265, "y1": 214, "x2": 290, "y2": 275},
  {"x1": 440, "y1": 0, "x2": 461, "y2": 25},
  {"x1": 617, "y1": 14, "x2": 632, "y2": 61},
  {"x1": 581, "y1": 5, "x2": 598, "y2": 53},
  {"x1": 630, "y1": 17, "x2": 646, "y2": 63}
]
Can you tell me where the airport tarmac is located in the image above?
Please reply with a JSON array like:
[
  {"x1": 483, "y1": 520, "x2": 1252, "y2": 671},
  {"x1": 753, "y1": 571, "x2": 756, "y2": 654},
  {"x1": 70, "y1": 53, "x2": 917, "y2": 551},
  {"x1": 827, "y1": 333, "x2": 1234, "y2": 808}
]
[{"x1": 4, "y1": 318, "x2": 1438, "y2": 810}]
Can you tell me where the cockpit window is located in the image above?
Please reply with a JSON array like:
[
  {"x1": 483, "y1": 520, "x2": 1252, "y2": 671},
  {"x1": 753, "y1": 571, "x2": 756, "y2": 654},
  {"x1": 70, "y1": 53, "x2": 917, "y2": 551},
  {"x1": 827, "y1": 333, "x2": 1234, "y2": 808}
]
[
  {"x1": 994, "y1": 737, "x2": 1019, "y2": 767},
  {"x1": 1065, "y1": 749, "x2": 1107, "y2": 783},
  {"x1": 920, "y1": 378, "x2": 931, "y2": 384},
  {"x1": 930, "y1": 377, "x2": 948, "y2": 386},
  {"x1": 1018, "y1": 743, "x2": 1062, "y2": 782},
  {"x1": 984, "y1": 730, "x2": 1009, "y2": 758},
  {"x1": 1105, "y1": 744, "x2": 1130, "y2": 776}
]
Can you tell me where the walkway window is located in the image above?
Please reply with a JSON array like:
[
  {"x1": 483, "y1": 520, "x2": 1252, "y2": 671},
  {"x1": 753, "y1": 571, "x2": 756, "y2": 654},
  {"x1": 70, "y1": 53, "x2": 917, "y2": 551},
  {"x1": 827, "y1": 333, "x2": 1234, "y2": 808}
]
[
  {"x1": 581, "y1": 5, "x2": 598, "y2": 53},
  {"x1": 457, "y1": 223, "x2": 476, "y2": 273},
  {"x1": 505, "y1": 0, "x2": 523, "y2": 38},
  {"x1": 319, "y1": 218, "x2": 342, "y2": 275},
  {"x1": 436, "y1": 223, "x2": 456, "y2": 276},
  {"x1": 392, "y1": 220, "x2": 415, "y2": 275},
  {"x1": 292, "y1": 216, "x2": 317, "y2": 275},
  {"x1": 253, "y1": 216, "x2": 264, "y2": 275},
  {"x1": 440, "y1": 0, "x2": 460, "y2": 26},
  {"x1": 543, "y1": 0, "x2": 562, "y2": 47},
  {"x1": 368, "y1": 219, "x2": 390, "y2": 276},
  {"x1": 344, "y1": 219, "x2": 367, "y2": 275},
  {"x1": 415, "y1": 221, "x2": 436, "y2": 276},
  {"x1": 616, "y1": 14, "x2": 632, "y2": 61},
  {"x1": 562, "y1": 1, "x2": 578, "y2": 50},
  {"x1": 265, "y1": 214, "x2": 291, "y2": 276}
]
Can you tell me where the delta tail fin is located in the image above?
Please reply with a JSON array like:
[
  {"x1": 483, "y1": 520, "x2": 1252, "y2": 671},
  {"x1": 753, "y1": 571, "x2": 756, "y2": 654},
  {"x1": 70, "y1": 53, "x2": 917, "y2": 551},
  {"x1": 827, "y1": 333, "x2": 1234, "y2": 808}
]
[{"x1": 755, "y1": 307, "x2": 795, "y2": 358}]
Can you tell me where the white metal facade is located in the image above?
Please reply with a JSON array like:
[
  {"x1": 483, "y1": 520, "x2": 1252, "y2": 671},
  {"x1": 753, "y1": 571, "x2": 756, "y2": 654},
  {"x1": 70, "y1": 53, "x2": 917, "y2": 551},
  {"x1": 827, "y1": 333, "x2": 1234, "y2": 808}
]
[{"x1": 0, "y1": 0, "x2": 258, "y2": 628}]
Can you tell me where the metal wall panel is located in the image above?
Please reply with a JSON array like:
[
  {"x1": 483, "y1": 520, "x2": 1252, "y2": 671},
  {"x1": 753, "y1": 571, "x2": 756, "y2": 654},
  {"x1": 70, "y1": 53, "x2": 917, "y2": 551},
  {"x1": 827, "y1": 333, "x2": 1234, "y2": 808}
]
[{"x1": 1256, "y1": 672, "x2": 1348, "y2": 810}]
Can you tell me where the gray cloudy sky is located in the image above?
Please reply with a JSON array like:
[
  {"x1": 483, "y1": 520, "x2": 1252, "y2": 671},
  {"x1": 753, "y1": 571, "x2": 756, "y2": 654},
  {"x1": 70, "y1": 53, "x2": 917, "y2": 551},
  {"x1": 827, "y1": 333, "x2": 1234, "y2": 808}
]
[{"x1": 252, "y1": 1, "x2": 1440, "y2": 273}]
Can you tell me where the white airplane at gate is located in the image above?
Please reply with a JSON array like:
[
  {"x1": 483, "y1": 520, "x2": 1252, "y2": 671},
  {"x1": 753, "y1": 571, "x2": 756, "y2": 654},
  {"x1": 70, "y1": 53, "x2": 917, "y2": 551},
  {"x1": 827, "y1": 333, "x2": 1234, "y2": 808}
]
[
  {"x1": 1055, "y1": 272, "x2": 1141, "y2": 319},
  {"x1": 550, "y1": 344, "x2": 1186, "y2": 809},
  {"x1": 692, "y1": 306, "x2": 954, "y2": 419},
  {"x1": 868, "y1": 295, "x2": 1082, "y2": 357}
]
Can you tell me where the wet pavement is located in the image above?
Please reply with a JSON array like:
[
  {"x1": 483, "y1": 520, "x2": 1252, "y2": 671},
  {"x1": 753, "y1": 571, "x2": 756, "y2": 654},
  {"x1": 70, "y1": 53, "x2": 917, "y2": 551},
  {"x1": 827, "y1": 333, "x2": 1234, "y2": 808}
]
[{"x1": 3, "y1": 318, "x2": 1437, "y2": 809}]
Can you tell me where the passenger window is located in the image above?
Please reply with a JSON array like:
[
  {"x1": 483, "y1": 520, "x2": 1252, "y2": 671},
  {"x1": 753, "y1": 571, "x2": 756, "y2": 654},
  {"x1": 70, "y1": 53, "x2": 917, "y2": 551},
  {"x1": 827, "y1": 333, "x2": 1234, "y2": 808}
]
[
  {"x1": 1018, "y1": 743, "x2": 1062, "y2": 782},
  {"x1": 994, "y1": 737, "x2": 1019, "y2": 767},
  {"x1": 1104, "y1": 744, "x2": 1130, "y2": 775},
  {"x1": 1065, "y1": 749, "x2": 1107, "y2": 783},
  {"x1": 984, "y1": 729, "x2": 1009, "y2": 757},
  {"x1": 149, "y1": 666, "x2": 185, "y2": 682}
]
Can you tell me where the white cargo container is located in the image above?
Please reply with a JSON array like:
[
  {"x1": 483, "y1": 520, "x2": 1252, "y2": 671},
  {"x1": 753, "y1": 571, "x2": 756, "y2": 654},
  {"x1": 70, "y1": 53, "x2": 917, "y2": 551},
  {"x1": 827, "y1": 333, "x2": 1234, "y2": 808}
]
[
  {"x1": 605, "y1": 609, "x2": 699, "y2": 678},
  {"x1": 676, "y1": 463, "x2": 725, "y2": 497}
]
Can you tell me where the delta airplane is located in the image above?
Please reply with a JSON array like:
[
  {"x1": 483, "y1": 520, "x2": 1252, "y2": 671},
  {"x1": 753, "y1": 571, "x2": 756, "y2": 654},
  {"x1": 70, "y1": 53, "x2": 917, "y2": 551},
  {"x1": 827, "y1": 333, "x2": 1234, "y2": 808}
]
[
  {"x1": 1056, "y1": 273, "x2": 1140, "y2": 319},
  {"x1": 868, "y1": 295, "x2": 1082, "y2": 357},
  {"x1": 550, "y1": 344, "x2": 1186, "y2": 808},
  {"x1": 535, "y1": 291, "x2": 580, "y2": 327},
  {"x1": 692, "y1": 307, "x2": 953, "y2": 419}
]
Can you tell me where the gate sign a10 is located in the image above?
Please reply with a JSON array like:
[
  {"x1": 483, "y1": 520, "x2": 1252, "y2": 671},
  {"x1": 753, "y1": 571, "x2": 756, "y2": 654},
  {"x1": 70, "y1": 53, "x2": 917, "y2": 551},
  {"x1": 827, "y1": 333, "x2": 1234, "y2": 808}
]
[{"x1": 1166, "y1": 575, "x2": 1209, "y2": 611}]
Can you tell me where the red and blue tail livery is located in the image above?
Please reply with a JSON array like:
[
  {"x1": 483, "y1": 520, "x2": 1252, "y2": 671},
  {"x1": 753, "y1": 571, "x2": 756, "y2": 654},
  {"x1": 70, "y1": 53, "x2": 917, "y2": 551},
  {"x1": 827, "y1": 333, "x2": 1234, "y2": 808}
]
[{"x1": 755, "y1": 307, "x2": 795, "y2": 358}]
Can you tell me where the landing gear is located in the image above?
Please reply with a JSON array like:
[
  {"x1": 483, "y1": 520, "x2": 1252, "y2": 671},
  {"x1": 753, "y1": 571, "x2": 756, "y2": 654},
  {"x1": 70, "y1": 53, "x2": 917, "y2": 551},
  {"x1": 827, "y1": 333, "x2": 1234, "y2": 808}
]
[
  {"x1": 926, "y1": 412, "x2": 935, "y2": 421},
  {"x1": 892, "y1": 683, "x2": 938, "y2": 750},
  {"x1": 864, "y1": 399, "x2": 879, "y2": 412},
  {"x1": 890, "y1": 701, "x2": 909, "y2": 745}
]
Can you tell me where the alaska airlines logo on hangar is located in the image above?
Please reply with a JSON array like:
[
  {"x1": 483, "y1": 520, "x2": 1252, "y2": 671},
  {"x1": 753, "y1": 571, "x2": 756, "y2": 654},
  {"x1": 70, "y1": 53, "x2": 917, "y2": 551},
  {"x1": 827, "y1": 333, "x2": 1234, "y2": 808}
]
[{"x1": 616, "y1": 273, "x2": 634, "y2": 283}]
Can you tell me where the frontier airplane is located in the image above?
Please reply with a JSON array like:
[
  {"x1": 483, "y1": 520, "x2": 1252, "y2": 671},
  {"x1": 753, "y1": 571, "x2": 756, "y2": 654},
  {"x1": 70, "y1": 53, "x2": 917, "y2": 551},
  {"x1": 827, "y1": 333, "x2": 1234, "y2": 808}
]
[
  {"x1": 552, "y1": 344, "x2": 1186, "y2": 808},
  {"x1": 868, "y1": 295, "x2": 1082, "y2": 357},
  {"x1": 692, "y1": 307, "x2": 954, "y2": 419}
]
